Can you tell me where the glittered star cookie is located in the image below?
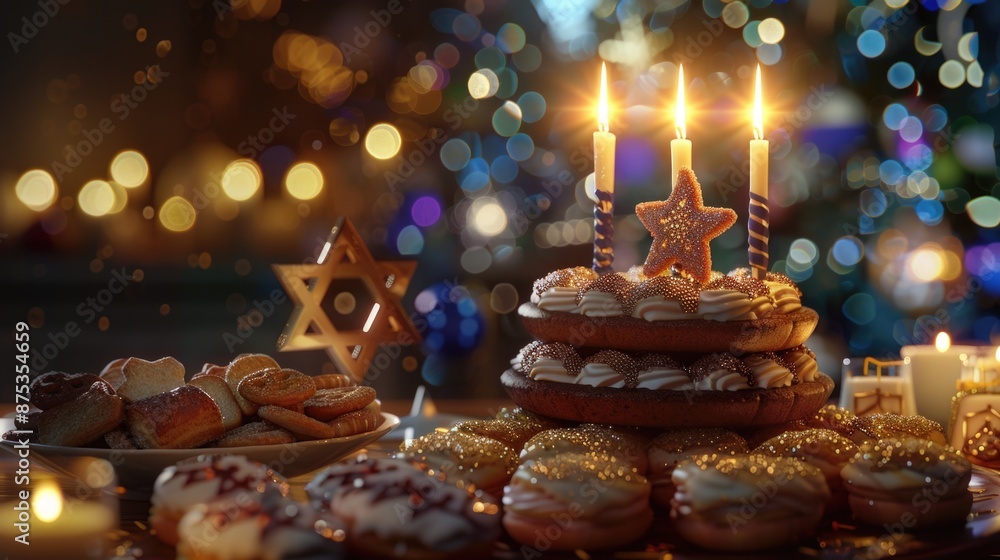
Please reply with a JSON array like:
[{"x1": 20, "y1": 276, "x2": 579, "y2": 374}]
[{"x1": 636, "y1": 167, "x2": 737, "y2": 283}]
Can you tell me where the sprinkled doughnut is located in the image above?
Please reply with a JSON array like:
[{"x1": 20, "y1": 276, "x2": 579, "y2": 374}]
[
  {"x1": 303, "y1": 386, "x2": 376, "y2": 421},
  {"x1": 238, "y1": 368, "x2": 316, "y2": 407},
  {"x1": 258, "y1": 405, "x2": 336, "y2": 440}
]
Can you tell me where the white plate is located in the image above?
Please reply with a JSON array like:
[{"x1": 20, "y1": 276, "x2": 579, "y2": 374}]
[{"x1": 1, "y1": 413, "x2": 399, "y2": 494}]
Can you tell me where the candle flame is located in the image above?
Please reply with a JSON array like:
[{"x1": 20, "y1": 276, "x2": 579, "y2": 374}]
[
  {"x1": 995, "y1": 346, "x2": 1000, "y2": 360},
  {"x1": 675, "y1": 64, "x2": 686, "y2": 139},
  {"x1": 935, "y1": 332, "x2": 951, "y2": 353},
  {"x1": 753, "y1": 64, "x2": 764, "y2": 140},
  {"x1": 598, "y1": 62, "x2": 609, "y2": 133},
  {"x1": 33, "y1": 481, "x2": 63, "y2": 523}
]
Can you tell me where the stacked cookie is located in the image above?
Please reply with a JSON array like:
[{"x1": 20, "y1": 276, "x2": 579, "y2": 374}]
[{"x1": 22, "y1": 353, "x2": 381, "y2": 449}]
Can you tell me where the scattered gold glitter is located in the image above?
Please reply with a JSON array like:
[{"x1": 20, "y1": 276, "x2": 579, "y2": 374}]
[
  {"x1": 397, "y1": 431, "x2": 519, "y2": 477},
  {"x1": 523, "y1": 426, "x2": 645, "y2": 469},
  {"x1": 521, "y1": 451, "x2": 647, "y2": 484},
  {"x1": 649, "y1": 428, "x2": 748, "y2": 456},
  {"x1": 635, "y1": 167, "x2": 737, "y2": 283},
  {"x1": 855, "y1": 437, "x2": 969, "y2": 473},
  {"x1": 851, "y1": 413, "x2": 944, "y2": 442},
  {"x1": 806, "y1": 404, "x2": 856, "y2": 436},
  {"x1": 684, "y1": 453, "x2": 824, "y2": 483},
  {"x1": 453, "y1": 418, "x2": 542, "y2": 451},
  {"x1": 755, "y1": 428, "x2": 859, "y2": 463}
]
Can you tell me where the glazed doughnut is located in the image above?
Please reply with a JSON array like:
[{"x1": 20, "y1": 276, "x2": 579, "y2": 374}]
[
  {"x1": 521, "y1": 424, "x2": 649, "y2": 474},
  {"x1": 216, "y1": 421, "x2": 296, "y2": 447},
  {"x1": 237, "y1": 368, "x2": 316, "y2": 407},
  {"x1": 397, "y1": 430, "x2": 519, "y2": 498},
  {"x1": 225, "y1": 353, "x2": 280, "y2": 415},
  {"x1": 805, "y1": 404, "x2": 856, "y2": 437},
  {"x1": 257, "y1": 405, "x2": 336, "y2": 440},
  {"x1": 755, "y1": 428, "x2": 859, "y2": 511},
  {"x1": 302, "y1": 386, "x2": 376, "y2": 421},
  {"x1": 645, "y1": 428, "x2": 748, "y2": 509},
  {"x1": 452, "y1": 418, "x2": 541, "y2": 452},
  {"x1": 29, "y1": 372, "x2": 110, "y2": 411},
  {"x1": 850, "y1": 413, "x2": 946, "y2": 446},
  {"x1": 37, "y1": 381, "x2": 125, "y2": 446}
]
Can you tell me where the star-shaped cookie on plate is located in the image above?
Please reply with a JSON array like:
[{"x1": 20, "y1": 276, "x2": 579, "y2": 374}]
[{"x1": 636, "y1": 167, "x2": 737, "y2": 283}]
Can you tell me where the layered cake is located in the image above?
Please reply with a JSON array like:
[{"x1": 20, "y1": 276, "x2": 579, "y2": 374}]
[{"x1": 502, "y1": 168, "x2": 834, "y2": 427}]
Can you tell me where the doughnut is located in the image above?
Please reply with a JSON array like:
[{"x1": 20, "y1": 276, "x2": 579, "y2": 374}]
[
  {"x1": 312, "y1": 373, "x2": 354, "y2": 390},
  {"x1": 452, "y1": 418, "x2": 542, "y2": 451},
  {"x1": 150, "y1": 454, "x2": 288, "y2": 546},
  {"x1": 502, "y1": 452, "x2": 653, "y2": 550},
  {"x1": 98, "y1": 358, "x2": 128, "y2": 389},
  {"x1": 37, "y1": 381, "x2": 125, "y2": 446},
  {"x1": 755, "y1": 428, "x2": 859, "y2": 511},
  {"x1": 521, "y1": 424, "x2": 649, "y2": 474},
  {"x1": 225, "y1": 353, "x2": 280, "y2": 416},
  {"x1": 126, "y1": 385, "x2": 225, "y2": 449},
  {"x1": 302, "y1": 386, "x2": 376, "y2": 421},
  {"x1": 645, "y1": 428, "x2": 748, "y2": 508},
  {"x1": 397, "y1": 430, "x2": 519, "y2": 498},
  {"x1": 177, "y1": 486, "x2": 344, "y2": 560},
  {"x1": 117, "y1": 356, "x2": 186, "y2": 403},
  {"x1": 237, "y1": 367, "x2": 316, "y2": 407},
  {"x1": 307, "y1": 456, "x2": 500, "y2": 560},
  {"x1": 742, "y1": 420, "x2": 809, "y2": 448},
  {"x1": 850, "y1": 412, "x2": 946, "y2": 446},
  {"x1": 257, "y1": 405, "x2": 336, "y2": 440},
  {"x1": 841, "y1": 437, "x2": 972, "y2": 529},
  {"x1": 804, "y1": 404, "x2": 856, "y2": 437},
  {"x1": 30, "y1": 372, "x2": 111, "y2": 411},
  {"x1": 216, "y1": 421, "x2": 296, "y2": 447},
  {"x1": 326, "y1": 401, "x2": 381, "y2": 438},
  {"x1": 671, "y1": 454, "x2": 830, "y2": 551},
  {"x1": 188, "y1": 375, "x2": 243, "y2": 430}
]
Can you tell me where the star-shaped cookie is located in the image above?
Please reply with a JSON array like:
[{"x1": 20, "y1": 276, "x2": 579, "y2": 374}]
[{"x1": 635, "y1": 167, "x2": 737, "y2": 283}]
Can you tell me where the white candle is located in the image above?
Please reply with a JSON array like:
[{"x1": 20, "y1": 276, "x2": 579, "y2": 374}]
[
  {"x1": 902, "y1": 332, "x2": 977, "y2": 427},
  {"x1": 670, "y1": 64, "x2": 691, "y2": 190},
  {"x1": 748, "y1": 64, "x2": 769, "y2": 280},
  {"x1": 592, "y1": 62, "x2": 616, "y2": 275}
]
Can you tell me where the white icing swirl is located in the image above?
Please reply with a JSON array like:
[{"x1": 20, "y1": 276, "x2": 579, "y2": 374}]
[
  {"x1": 636, "y1": 367, "x2": 695, "y2": 390},
  {"x1": 695, "y1": 369, "x2": 751, "y2": 391},
  {"x1": 744, "y1": 355, "x2": 793, "y2": 388},
  {"x1": 631, "y1": 297, "x2": 690, "y2": 321},
  {"x1": 784, "y1": 350, "x2": 818, "y2": 382},
  {"x1": 527, "y1": 359, "x2": 571, "y2": 383},
  {"x1": 697, "y1": 290, "x2": 757, "y2": 321},
  {"x1": 766, "y1": 281, "x2": 802, "y2": 313},
  {"x1": 577, "y1": 291, "x2": 624, "y2": 317},
  {"x1": 504, "y1": 459, "x2": 649, "y2": 520},
  {"x1": 575, "y1": 364, "x2": 626, "y2": 388},
  {"x1": 532, "y1": 287, "x2": 582, "y2": 313}
]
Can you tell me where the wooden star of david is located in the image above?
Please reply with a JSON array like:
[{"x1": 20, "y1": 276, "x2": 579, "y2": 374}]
[{"x1": 272, "y1": 218, "x2": 420, "y2": 383}]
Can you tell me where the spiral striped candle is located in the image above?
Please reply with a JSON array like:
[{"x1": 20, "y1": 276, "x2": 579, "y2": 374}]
[
  {"x1": 593, "y1": 187, "x2": 614, "y2": 274},
  {"x1": 592, "y1": 62, "x2": 616, "y2": 275},
  {"x1": 748, "y1": 190, "x2": 769, "y2": 278},
  {"x1": 748, "y1": 65, "x2": 769, "y2": 280}
]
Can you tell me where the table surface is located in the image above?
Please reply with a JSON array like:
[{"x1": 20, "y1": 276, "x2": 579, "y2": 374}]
[{"x1": 4, "y1": 400, "x2": 1000, "y2": 560}]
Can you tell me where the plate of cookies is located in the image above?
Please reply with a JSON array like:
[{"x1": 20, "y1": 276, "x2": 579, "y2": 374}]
[{"x1": 1, "y1": 354, "x2": 399, "y2": 493}]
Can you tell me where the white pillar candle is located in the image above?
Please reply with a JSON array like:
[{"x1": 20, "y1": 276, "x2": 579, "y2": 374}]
[
  {"x1": 902, "y1": 333, "x2": 977, "y2": 427},
  {"x1": 748, "y1": 65, "x2": 769, "y2": 280},
  {"x1": 670, "y1": 64, "x2": 691, "y2": 190}
]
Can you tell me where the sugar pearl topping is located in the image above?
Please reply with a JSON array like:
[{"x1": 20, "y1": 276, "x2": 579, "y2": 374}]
[
  {"x1": 533, "y1": 266, "x2": 598, "y2": 295},
  {"x1": 851, "y1": 413, "x2": 943, "y2": 441},
  {"x1": 855, "y1": 437, "x2": 969, "y2": 473},
  {"x1": 689, "y1": 353, "x2": 756, "y2": 387}
]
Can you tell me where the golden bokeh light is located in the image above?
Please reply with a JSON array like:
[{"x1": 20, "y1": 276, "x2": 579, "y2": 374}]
[
  {"x1": 284, "y1": 162, "x2": 324, "y2": 200},
  {"x1": 908, "y1": 245, "x2": 945, "y2": 282},
  {"x1": 78, "y1": 180, "x2": 116, "y2": 217},
  {"x1": 32, "y1": 481, "x2": 63, "y2": 523},
  {"x1": 110, "y1": 150, "x2": 149, "y2": 188},
  {"x1": 15, "y1": 169, "x2": 58, "y2": 212},
  {"x1": 221, "y1": 159, "x2": 262, "y2": 201},
  {"x1": 471, "y1": 198, "x2": 507, "y2": 236},
  {"x1": 159, "y1": 196, "x2": 196, "y2": 232},
  {"x1": 365, "y1": 123, "x2": 402, "y2": 160}
]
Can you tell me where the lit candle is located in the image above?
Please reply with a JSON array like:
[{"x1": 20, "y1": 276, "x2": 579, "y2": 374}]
[
  {"x1": 0, "y1": 480, "x2": 116, "y2": 559},
  {"x1": 902, "y1": 332, "x2": 977, "y2": 426},
  {"x1": 592, "y1": 62, "x2": 616, "y2": 275},
  {"x1": 748, "y1": 64, "x2": 769, "y2": 280},
  {"x1": 670, "y1": 64, "x2": 691, "y2": 190}
]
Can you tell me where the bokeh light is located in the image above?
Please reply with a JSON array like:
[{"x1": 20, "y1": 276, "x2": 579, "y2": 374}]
[
  {"x1": 857, "y1": 30, "x2": 886, "y2": 58},
  {"x1": 159, "y1": 196, "x2": 196, "y2": 232},
  {"x1": 967, "y1": 197, "x2": 1000, "y2": 228},
  {"x1": 468, "y1": 69, "x2": 499, "y2": 99},
  {"x1": 938, "y1": 60, "x2": 965, "y2": 88},
  {"x1": 365, "y1": 123, "x2": 402, "y2": 159},
  {"x1": 887, "y1": 62, "x2": 915, "y2": 89},
  {"x1": 15, "y1": 169, "x2": 57, "y2": 212},
  {"x1": 470, "y1": 198, "x2": 507, "y2": 236},
  {"x1": 758, "y1": 18, "x2": 785, "y2": 44},
  {"x1": 221, "y1": 159, "x2": 262, "y2": 201},
  {"x1": 109, "y1": 150, "x2": 149, "y2": 188},
  {"x1": 284, "y1": 162, "x2": 324, "y2": 200},
  {"x1": 77, "y1": 180, "x2": 116, "y2": 217},
  {"x1": 440, "y1": 138, "x2": 471, "y2": 171},
  {"x1": 411, "y1": 195, "x2": 442, "y2": 227}
]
